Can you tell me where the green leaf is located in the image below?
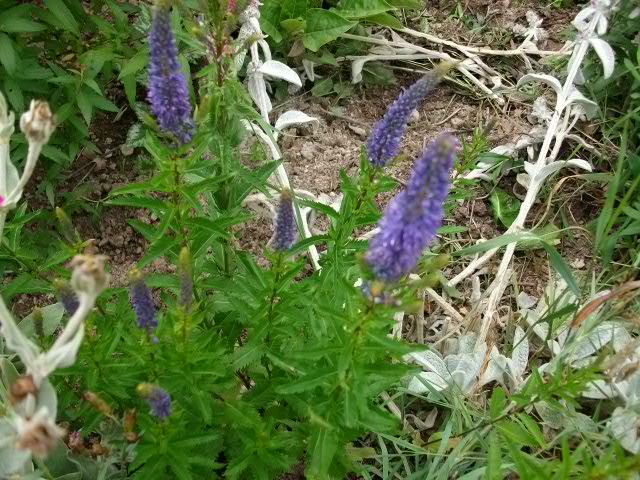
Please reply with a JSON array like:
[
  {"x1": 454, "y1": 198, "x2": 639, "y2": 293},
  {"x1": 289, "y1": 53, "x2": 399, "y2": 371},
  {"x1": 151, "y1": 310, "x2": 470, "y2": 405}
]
[
  {"x1": 76, "y1": 89, "x2": 93, "y2": 125},
  {"x1": 3, "y1": 77, "x2": 23, "y2": 111},
  {"x1": 18, "y1": 303, "x2": 65, "y2": 337},
  {"x1": 302, "y1": 9, "x2": 355, "y2": 52},
  {"x1": 310, "y1": 78, "x2": 334, "y2": 97},
  {"x1": 119, "y1": 49, "x2": 149, "y2": 78},
  {"x1": 337, "y1": 0, "x2": 394, "y2": 18},
  {"x1": 541, "y1": 243, "x2": 580, "y2": 297},
  {"x1": 489, "y1": 387, "x2": 505, "y2": 420},
  {"x1": 43, "y1": 0, "x2": 80, "y2": 35},
  {"x1": 497, "y1": 419, "x2": 537, "y2": 447},
  {"x1": 486, "y1": 430, "x2": 502, "y2": 480},
  {"x1": 453, "y1": 230, "x2": 557, "y2": 257},
  {"x1": 364, "y1": 12, "x2": 403, "y2": 28},
  {"x1": 307, "y1": 427, "x2": 338, "y2": 479},
  {"x1": 516, "y1": 413, "x2": 545, "y2": 448},
  {"x1": 138, "y1": 236, "x2": 179, "y2": 268},
  {"x1": 489, "y1": 188, "x2": 521, "y2": 228},
  {"x1": 276, "y1": 369, "x2": 336, "y2": 394},
  {"x1": 0, "y1": 34, "x2": 17, "y2": 76},
  {"x1": 0, "y1": 16, "x2": 46, "y2": 33}
]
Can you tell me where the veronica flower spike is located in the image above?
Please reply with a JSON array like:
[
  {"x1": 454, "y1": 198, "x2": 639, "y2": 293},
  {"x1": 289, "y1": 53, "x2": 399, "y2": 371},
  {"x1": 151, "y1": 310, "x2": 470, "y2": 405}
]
[
  {"x1": 272, "y1": 189, "x2": 296, "y2": 252},
  {"x1": 365, "y1": 133, "x2": 459, "y2": 283},
  {"x1": 366, "y1": 62, "x2": 452, "y2": 168},
  {"x1": 147, "y1": 0, "x2": 194, "y2": 144},
  {"x1": 128, "y1": 268, "x2": 158, "y2": 332}
]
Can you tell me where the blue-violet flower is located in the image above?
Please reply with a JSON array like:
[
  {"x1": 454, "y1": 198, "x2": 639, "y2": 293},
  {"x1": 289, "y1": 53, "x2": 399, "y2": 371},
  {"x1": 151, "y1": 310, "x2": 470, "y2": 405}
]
[
  {"x1": 272, "y1": 189, "x2": 296, "y2": 251},
  {"x1": 366, "y1": 64, "x2": 450, "y2": 167},
  {"x1": 138, "y1": 384, "x2": 171, "y2": 419},
  {"x1": 148, "y1": 2, "x2": 194, "y2": 144},
  {"x1": 55, "y1": 279, "x2": 79, "y2": 316},
  {"x1": 128, "y1": 269, "x2": 157, "y2": 330},
  {"x1": 365, "y1": 133, "x2": 459, "y2": 283}
]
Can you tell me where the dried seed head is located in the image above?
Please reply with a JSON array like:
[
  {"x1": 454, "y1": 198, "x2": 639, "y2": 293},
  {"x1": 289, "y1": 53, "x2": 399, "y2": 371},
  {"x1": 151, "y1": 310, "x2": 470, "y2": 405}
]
[
  {"x1": 20, "y1": 100, "x2": 55, "y2": 145},
  {"x1": 68, "y1": 431, "x2": 84, "y2": 452},
  {"x1": 9, "y1": 375, "x2": 37, "y2": 405},
  {"x1": 69, "y1": 254, "x2": 109, "y2": 297},
  {"x1": 83, "y1": 391, "x2": 112, "y2": 416},
  {"x1": 16, "y1": 410, "x2": 66, "y2": 458}
]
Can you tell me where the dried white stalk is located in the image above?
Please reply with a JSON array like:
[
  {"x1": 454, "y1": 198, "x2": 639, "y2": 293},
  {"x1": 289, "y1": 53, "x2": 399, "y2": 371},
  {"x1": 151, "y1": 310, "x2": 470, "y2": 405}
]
[{"x1": 0, "y1": 93, "x2": 109, "y2": 475}]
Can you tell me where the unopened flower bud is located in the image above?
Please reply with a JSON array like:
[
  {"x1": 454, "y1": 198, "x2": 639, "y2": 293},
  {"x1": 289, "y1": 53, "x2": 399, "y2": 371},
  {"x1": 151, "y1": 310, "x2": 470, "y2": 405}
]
[
  {"x1": 9, "y1": 375, "x2": 37, "y2": 405},
  {"x1": 69, "y1": 254, "x2": 109, "y2": 297},
  {"x1": 20, "y1": 100, "x2": 55, "y2": 145},
  {"x1": 83, "y1": 391, "x2": 112, "y2": 416},
  {"x1": 55, "y1": 207, "x2": 79, "y2": 244},
  {"x1": 32, "y1": 307, "x2": 44, "y2": 338},
  {"x1": 123, "y1": 409, "x2": 138, "y2": 443}
]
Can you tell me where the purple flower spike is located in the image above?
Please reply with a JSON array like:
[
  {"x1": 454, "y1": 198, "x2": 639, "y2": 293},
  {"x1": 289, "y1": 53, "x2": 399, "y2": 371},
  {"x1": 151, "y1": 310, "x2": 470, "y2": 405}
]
[
  {"x1": 147, "y1": 3, "x2": 193, "y2": 145},
  {"x1": 366, "y1": 65, "x2": 449, "y2": 167},
  {"x1": 365, "y1": 133, "x2": 459, "y2": 283},
  {"x1": 128, "y1": 269, "x2": 157, "y2": 331},
  {"x1": 272, "y1": 189, "x2": 296, "y2": 252},
  {"x1": 54, "y1": 280, "x2": 79, "y2": 316},
  {"x1": 147, "y1": 387, "x2": 171, "y2": 419}
]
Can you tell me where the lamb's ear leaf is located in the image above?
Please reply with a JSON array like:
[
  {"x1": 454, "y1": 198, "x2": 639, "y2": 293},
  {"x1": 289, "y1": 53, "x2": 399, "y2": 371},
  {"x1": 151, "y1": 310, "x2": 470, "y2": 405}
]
[
  {"x1": 512, "y1": 326, "x2": 529, "y2": 377},
  {"x1": 517, "y1": 74, "x2": 562, "y2": 98},
  {"x1": 275, "y1": 111, "x2": 319, "y2": 132},
  {"x1": 258, "y1": 60, "x2": 302, "y2": 87},
  {"x1": 589, "y1": 38, "x2": 615, "y2": 79}
]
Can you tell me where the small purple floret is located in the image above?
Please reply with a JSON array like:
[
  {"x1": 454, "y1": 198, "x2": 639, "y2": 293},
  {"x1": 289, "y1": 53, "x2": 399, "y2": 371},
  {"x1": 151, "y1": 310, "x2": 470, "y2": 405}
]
[
  {"x1": 366, "y1": 70, "x2": 443, "y2": 167},
  {"x1": 272, "y1": 189, "x2": 296, "y2": 251},
  {"x1": 147, "y1": 387, "x2": 171, "y2": 419},
  {"x1": 365, "y1": 133, "x2": 459, "y2": 283},
  {"x1": 129, "y1": 271, "x2": 157, "y2": 331},
  {"x1": 147, "y1": 5, "x2": 193, "y2": 144}
]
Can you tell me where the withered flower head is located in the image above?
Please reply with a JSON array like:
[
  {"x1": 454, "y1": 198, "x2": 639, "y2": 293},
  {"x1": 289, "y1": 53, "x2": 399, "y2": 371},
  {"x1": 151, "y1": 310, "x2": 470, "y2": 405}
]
[
  {"x1": 83, "y1": 391, "x2": 112, "y2": 416},
  {"x1": 69, "y1": 254, "x2": 109, "y2": 297},
  {"x1": 20, "y1": 100, "x2": 55, "y2": 145},
  {"x1": 9, "y1": 375, "x2": 37, "y2": 405},
  {"x1": 16, "y1": 409, "x2": 66, "y2": 459}
]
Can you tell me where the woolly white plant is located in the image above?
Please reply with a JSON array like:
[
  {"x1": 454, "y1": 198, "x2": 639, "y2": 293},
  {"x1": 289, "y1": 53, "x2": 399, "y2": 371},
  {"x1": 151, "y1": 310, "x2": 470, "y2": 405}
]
[
  {"x1": 449, "y1": 1, "x2": 620, "y2": 345},
  {"x1": 0, "y1": 92, "x2": 109, "y2": 476},
  {"x1": 235, "y1": 0, "x2": 330, "y2": 270}
]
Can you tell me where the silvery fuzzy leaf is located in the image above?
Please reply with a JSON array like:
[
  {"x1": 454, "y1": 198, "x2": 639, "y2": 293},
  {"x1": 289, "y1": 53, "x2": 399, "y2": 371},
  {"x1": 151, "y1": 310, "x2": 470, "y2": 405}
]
[
  {"x1": 36, "y1": 379, "x2": 58, "y2": 418},
  {"x1": 258, "y1": 60, "x2": 302, "y2": 87},
  {"x1": 302, "y1": 59, "x2": 315, "y2": 81},
  {"x1": 258, "y1": 39, "x2": 272, "y2": 62},
  {"x1": 574, "y1": 68, "x2": 586, "y2": 85},
  {"x1": 1, "y1": 157, "x2": 20, "y2": 199},
  {"x1": 0, "y1": 307, "x2": 40, "y2": 372},
  {"x1": 0, "y1": 445, "x2": 31, "y2": 477},
  {"x1": 631, "y1": 7, "x2": 640, "y2": 19},
  {"x1": 582, "y1": 379, "x2": 625, "y2": 399},
  {"x1": 275, "y1": 111, "x2": 319, "y2": 132},
  {"x1": 609, "y1": 407, "x2": 640, "y2": 454},
  {"x1": 568, "y1": 322, "x2": 631, "y2": 363},
  {"x1": 407, "y1": 371, "x2": 450, "y2": 393},
  {"x1": 517, "y1": 292, "x2": 538, "y2": 310},
  {"x1": 535, "y1": 401, "x2": 564, "y2": 426},
  {"x1": 517, "y1": 74, "x2": 562, "y2": 100},
  {"x1": 247, "y1": 72, "x2": 272, "y2": 119},
  {"x1": 479, "y1": 346, "x2": 509, "y2": 387},
  {"x1": 572, "y1": 6, "x2": 595, "y2": 31},
  {"x1": 512, "y1": 326, "x2": 529, "y2": 378},
  {"x1": 451, "y1": 369, "x2": 471, "y2": 392},
  {"x1": 0, "y1": 420, "x2": 15, "y2": 449},
  {"x1": 565, "y1": 411, "x2": 598, "y2": 434},
  {"x1": 562, "y1": 88, "x2": 599, "y2": 119},
  {"x1": 589, "y1": 38, "x2": 615, "y2": 79},
  {"x1": 516, "y1": 173, "x2": 531, "y2": 189},
  {"x1": 530, "y1": 159, "x2": 593, "y2": 184},
  {"x1": 406, "y1": 350, "x2": 448, "y2": 379},
  {"x1": 351, "y1": 57, "x2": 370, "y2": 84}
]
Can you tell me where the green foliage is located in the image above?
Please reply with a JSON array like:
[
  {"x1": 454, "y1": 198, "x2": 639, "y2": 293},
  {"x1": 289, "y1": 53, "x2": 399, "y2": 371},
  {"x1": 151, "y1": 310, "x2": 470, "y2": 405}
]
[{"x1": 0, "y1": 0, "x2": 144, "y2": 168}]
